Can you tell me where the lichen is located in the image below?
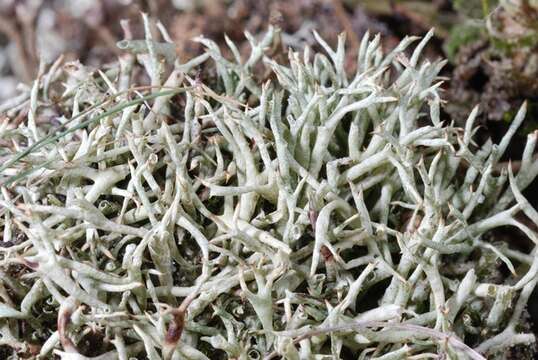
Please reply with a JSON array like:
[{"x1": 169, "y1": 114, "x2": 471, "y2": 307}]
[{"x1": 0, "y1": 17, "x2": 537, "y2": 360}]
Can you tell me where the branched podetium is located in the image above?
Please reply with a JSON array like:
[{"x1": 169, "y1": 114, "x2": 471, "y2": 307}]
[{"x1": 1, "y1": 13, "x2": 538, "y2": 360}]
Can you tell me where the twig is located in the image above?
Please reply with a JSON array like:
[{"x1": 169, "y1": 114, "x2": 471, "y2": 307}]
[{"x1": 330, "y1": 0, "x2": 360, "y2": 52}]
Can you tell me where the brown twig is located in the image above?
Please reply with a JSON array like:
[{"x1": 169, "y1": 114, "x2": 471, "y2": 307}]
[
  {"x1": 330, "y1": 0, "x2": 360, "y2": 52},
  {"x1": 15, "y1": 2, "x2": 40, "y2": 70},
  {"x1": 0, "y1": 14, "x2": 33, "y2": 82}
]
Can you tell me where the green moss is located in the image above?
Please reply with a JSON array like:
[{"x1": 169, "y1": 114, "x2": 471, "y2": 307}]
[{"x1": 445, "y1": 22, "x2": 485, "y2": 61}]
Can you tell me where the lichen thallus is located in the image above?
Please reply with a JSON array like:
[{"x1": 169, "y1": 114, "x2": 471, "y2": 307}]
[{"x1": 0, "y1": 15, "x2": 537, "y2": 360}]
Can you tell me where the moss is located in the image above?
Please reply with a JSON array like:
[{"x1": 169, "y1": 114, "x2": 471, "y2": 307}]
[{"x1": 445, "y1": 22, "x2": 485, "y2": 61}]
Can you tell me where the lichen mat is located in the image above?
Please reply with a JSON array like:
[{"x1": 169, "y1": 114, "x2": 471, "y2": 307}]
[{"x1": 1, "y1": 16, "x2": 537, "y2": 360}]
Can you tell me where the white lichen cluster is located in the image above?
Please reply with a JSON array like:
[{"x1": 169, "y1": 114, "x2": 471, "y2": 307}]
[{"x1": 1, "y1": 16, "x2": 538, "y2": 360}]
